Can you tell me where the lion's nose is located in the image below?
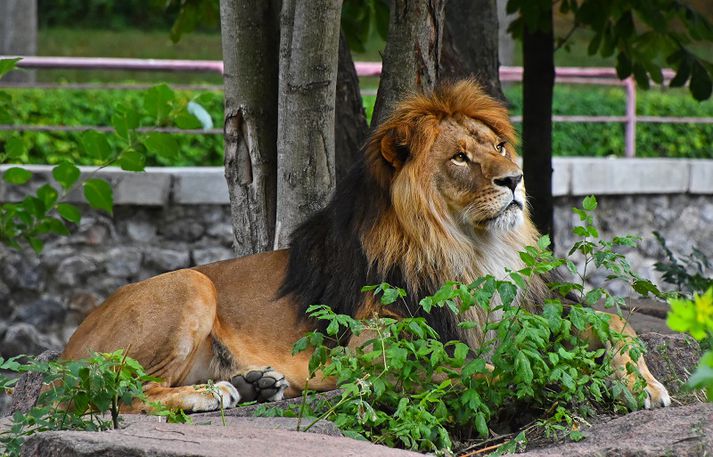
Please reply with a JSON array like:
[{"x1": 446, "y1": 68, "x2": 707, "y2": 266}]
[{"x1": 493, "y1": 173, "x2": 522, "y2": 192}]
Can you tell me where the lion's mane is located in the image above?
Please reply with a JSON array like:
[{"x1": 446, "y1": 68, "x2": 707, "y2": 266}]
[{"x1": 280, "y1": 81, "x2": 547, "y2": 345}]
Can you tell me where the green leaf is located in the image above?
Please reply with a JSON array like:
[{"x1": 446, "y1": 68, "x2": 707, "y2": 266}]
[
  {"x1": 80, "y1": 131, "x2": 112, "y2": 161},
  {"x1": 187, "y1": 101, "x2": 213, "y2": 129},
  {"x1": 144, "y1": 84, "x2": 175, "y2": 121},
  {"x1": 4, "y1": 136, "x2": 26, "y2": 159},
  {"x1": 118, "y1": 149, "x2": 146, "y2": 172},
  {"x1": 0, "y1": 57, "x2": 22, "y2": 77},
  {"x1": 515, "y1": 352, "x2": 533, "y2": 383},
  {"x1": 475, "y1": 412, "x2": 489, "y2": 437},
  {"x1": 83, "y1": 179, "x2": 113, "y2": 215},
  {"x1": 52, "y1": 163, "x2": 81, "y2": 190},
  {"x1": 690, "y1": 60, "x2": 712, "y2": 101},
  {"x1": 37, "y1": 184, "x2": 59, "y2": 208},
  {"x1": 537, "y1": 234, "x2": 551, "y2": 250},
  {"x1": 142, "y1": 133, "x2": 178, "y2": 159},
  {"x1": 57, "y1": 203, "x2": 81, "y2": 223},
  {"x1": 582, "y1": 196, "x2": 597, "y2": 211},
  {"x1": 3, "y1": 167, "x2": 32, "y2": 185},
  {"x1": 27, "y1": 237, "x2": 43, "y2": 254}
]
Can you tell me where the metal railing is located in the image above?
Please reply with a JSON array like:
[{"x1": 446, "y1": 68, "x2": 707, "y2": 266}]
[{"x1": 2, "y1": 56, "x2": 712, "y2": 157}]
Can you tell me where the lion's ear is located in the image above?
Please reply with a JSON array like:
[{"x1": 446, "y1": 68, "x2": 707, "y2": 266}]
[{"x1": 379, "y1": 124, "x2": 411, "y2": 170}]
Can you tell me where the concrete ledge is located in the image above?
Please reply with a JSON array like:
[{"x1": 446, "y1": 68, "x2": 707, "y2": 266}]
[{"x1": 1, "y1": 159, "x2": 712, "y2": 205}]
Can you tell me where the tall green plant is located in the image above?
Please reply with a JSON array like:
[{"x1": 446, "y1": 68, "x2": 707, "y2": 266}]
[
  {"x1": 0, "y1": 58, "x2": 211, "y2": 253},
  {"x1": 0, "y1": 350, "x2": 190, "y2": 457},
  {"x1": 264, "y1": 196, "x2": 658, "y2": 455}
]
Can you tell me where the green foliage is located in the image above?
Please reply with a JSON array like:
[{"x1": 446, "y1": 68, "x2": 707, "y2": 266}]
[
  {"x1": 37, "y1": 0, "x2": 197, "y2": 31},
  {"x1": 507, "y1": 0, "x2": 713, "y2": 100},
  {"x1": 268, "y1": 197, "x2": 653, "y2": 455},
  {"x1": 0, "y1": 350, "x2": 190, "y2": 457},
  {"x1": 666, "y1": 288, "x2": 713, "y2": 399},
  {"x1": 0, "y1": 88, "x2": 223, "y2": 166},
  {"x1": 341, "y1": 0, "x2": 389, "y2": 53},
  {"x1": 653, "y1": 232, "x2": 713, "y2": 295},
  {"x1": 0, "y1": 60, "x2": 214, "y2": 252},
  {"x1": 503, "y1": 84, "x2": 713, "y2": 158}
]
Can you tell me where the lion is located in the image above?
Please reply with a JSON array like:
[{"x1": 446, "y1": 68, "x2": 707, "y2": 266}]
[{"x1": 62, "y1": 80, "x2": 670, "y2": 412}]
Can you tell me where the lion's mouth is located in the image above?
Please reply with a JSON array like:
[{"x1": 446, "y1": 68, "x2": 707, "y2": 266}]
[{"x1": 477, "y1": 199, "x2": 523, "y2": 228}]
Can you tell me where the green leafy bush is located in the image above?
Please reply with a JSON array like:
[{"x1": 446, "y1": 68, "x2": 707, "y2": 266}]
[
  {"x1": 262, "y1": 197, "x2": 660, "y2": 455},
  {"x1": 503, "y1": 84, "x2": 713, "y2": 158},
  {"x1": 0, "y1": 350, "x2": 190, "y2": 457},
  {"x1": 1, "y1": 58, "x2": 213, "y2": 252},
  {"x1": 0, "y1": 88, "x2": 224, "y2": 167}
]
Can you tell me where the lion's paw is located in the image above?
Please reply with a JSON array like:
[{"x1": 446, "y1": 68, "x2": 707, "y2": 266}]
[
  {"x1": 644, "y1": 379, "x2": 671, "y2": 409},
  {"x1": 230, "y1": 367, "x2": 289, "y2": 403},
  {"x1": 191, "y1": 381, "x2": 241, "y2": 412}
]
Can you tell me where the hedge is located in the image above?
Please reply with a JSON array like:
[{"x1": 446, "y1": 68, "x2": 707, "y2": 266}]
[{"x1": 1, "y1": 84, "x2": 711, "y2": 167}]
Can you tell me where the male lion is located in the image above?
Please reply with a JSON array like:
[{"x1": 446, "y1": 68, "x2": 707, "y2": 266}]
[{"x1": 63, "y1": 80, "x2": 670, "y2": 412}]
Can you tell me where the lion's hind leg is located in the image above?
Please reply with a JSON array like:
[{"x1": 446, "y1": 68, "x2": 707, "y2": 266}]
[{"x1": 591, "y1": 311, "x2": 671, "y2": 409}]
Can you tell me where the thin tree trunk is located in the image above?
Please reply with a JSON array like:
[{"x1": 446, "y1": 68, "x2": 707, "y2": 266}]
[
  {"x1": 335, "y1": 32, "x2": 369, "y2": 182},
  {"x1": 372, "y1": 0, "x2": 446, "y2": 125},
  {"x1": 219, "y1": 0, "x2": 279, "y2": 256},
  {"x1": 522, "y1": 8, "x2": 555, "y2": 237},
  {"x1": 275, "y1": 0, "x2": 344, "y2": 248},
  {"x1": 440, "y1": 0, "x2": 504, "y2": 100}
]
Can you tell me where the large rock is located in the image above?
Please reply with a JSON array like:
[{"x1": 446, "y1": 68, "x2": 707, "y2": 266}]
[
  {"x1": 519, "y1": 402, "x2": 713, "y2": 456},
  {"x1": 19, "y1": 419, "x2": 421, "y2": 457}
]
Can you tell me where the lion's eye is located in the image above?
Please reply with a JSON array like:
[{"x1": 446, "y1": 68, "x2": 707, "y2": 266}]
[
  {"x1": 451, "y1": 152, "x2": 468, "y2": 164},
  {"x1": 496, "y1": 141, "x2": 507, "y2": 156}
]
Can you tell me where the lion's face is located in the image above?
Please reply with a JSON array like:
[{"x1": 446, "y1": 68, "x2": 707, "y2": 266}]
[{"x1": 417, "y1": 115, "x2": 525, "y2": 232}]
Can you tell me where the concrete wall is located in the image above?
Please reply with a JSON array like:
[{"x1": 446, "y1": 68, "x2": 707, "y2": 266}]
[{"x1": 0, "y1": 159, "x2": 711, "y2": 361}]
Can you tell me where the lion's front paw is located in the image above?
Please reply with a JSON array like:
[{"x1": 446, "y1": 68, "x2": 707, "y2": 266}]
[
  {"x1": 230, "y1": 367, "x2": 289, "y2": 403},
  {"x1": 644, "y1": 379, "x2": 671, "y2": 409}
]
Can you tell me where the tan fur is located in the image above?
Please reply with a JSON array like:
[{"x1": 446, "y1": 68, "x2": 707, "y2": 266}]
[{"x1": 62, "y1": 80, "x2": 668, "y2": 411}]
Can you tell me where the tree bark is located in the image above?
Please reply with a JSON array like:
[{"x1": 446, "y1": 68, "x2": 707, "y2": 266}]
[
  {"x1": 440, "y1": 0, "x2": 504, "y2": 100},
  {"x1": 0, "y1": 0, "x2": 37, "y2": 83},
  {"x1": 372, "y1": 0, "x2": 446, "y2": 126},
  {"x1": 335, "y1": 32, "x2": 369, "y2": 183},
  {"x1": 219, "y1": 0, "x2": 279, "y2": 256},
  {"x1": 275, "y1": 0, "x2": 344, "y2": 248},
  {"x1": 522, "y1": 8, "x2": 555, "y2": 237}
]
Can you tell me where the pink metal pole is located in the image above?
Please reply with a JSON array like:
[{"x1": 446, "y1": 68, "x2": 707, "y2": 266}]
[{"x1": 624, "y1": 77, "x2": 636, "y2": 158}]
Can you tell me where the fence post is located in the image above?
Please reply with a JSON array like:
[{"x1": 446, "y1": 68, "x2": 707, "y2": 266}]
[{"x1": 624, "y1": 77, "x2": 636, "y2": 157}]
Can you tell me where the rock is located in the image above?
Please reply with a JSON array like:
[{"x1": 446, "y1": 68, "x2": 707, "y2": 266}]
[
  {"x1": 19, "y1": 419, "x2": 421, "y2": 457},
  {"x1": 193, "y1": 390, "x2": 344, "y2": 420},
  {"x1": 126, "y1": 219, "x2": 156, "y2": 242},
  {"x1": 11, "y1": 298, "x2": 66, "y2": 331},
  {"x1": 519, "y1": 403, "x2": 713, "y2": 456},
  {"x1": 639, "y1": 332, "x2": 702, "y2": 398},
  {"x1": 7, "y1": 350, "x2": 60, "y2": 416},
  {"x1": 144, "y1": 248, "x2": 190, "y2": 272},
  {"x1": 192, "y1": 247, "x2": 234, "y2": 266},
  {"x1": 0, "y1": 323, "x2": 62, "y2": 358},
  {"x1": 56, "y1": 256, "x2": 98, "y2": 286},
  {"x1": 105, "y1": 248, "x2": 143, "y2": 278},
  {"x1": 0, "y1": 252, "x2": 43, "y2": 291}
]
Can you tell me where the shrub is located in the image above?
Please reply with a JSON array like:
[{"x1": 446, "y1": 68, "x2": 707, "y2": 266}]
[
  {"x1": 261, "y1": 197, "x2": 661, "y2": 455},
  {"x1": 0, "y1": 350, "x2": 190, "y2": 457}
]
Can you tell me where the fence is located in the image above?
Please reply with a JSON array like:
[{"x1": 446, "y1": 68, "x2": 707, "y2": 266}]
[{"x1": 2, "y1": 56, "x2": 713, "y2": 157}]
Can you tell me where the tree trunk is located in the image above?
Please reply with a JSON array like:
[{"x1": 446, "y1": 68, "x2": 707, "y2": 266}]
[
  {"x1": 0, "y1": 0, "x2": 37, "y2": 83},
  {"x1": 275, "y1": 0, "x2": 344, "y2": 248},
  {"x1": 372, "y1": 0, "x2": 446, "y2": 125},
  {"x1": 522, "y1": 8, "x2": 555, "y2": 237},
  {"x1": 335, "y1": 32, "x2": 369, "y2": 183},
  {"x1": 219, "y1": 0, "x2": 279, "y2": 256},
  {"x1": 440, "y1": 0, "x2": 504, "y2": 100}
]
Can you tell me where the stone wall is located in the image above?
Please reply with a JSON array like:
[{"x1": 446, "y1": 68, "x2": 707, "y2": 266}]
[{"x1": 0, "y1": 159, "x2": 711, "y2": 360}]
